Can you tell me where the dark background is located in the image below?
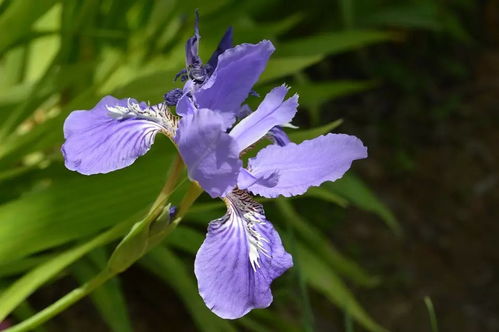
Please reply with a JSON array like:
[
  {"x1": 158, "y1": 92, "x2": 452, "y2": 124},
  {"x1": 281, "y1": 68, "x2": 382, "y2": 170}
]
[{"x1": 0, "y1": 0, "x2": 497, "y2": 331}]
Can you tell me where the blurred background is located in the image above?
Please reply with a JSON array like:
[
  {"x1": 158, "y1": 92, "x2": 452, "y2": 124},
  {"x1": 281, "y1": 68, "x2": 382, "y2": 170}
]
[{"x1": 0, "y1": 0, "x2": 497, "y2": 331}]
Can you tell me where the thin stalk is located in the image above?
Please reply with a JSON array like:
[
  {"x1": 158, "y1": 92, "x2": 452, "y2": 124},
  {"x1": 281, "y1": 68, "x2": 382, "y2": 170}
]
[
  {"x1": 424, "y1": 296, "x2": 439, "y2": 332},
  {"x1": 0, "y1": 218, "x2": 135, "y2": 321},
  {"x1": 149, "y1": 154, "x2": 185, "y2": 215},
  {"x1": 177, "y1": 182, "x2": 203, "y2": 218},
  {"x1": 5, "y1": 272, "x2": 112, "y2": 332},
  {"x1": 4, "y1": 162, "x2": 202, "y2": 332}
]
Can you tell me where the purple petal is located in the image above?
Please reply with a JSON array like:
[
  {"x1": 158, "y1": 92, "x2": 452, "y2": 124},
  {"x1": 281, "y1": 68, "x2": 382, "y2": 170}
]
[
  {"x1": 230, "y1": 85, "x2": 298, "y2": 152},
  {"x1": 175, "y1": 108, "x2": 241, "y2": 198},
  {"x1": 195, "y1": 190, "x2": 293, "y2": 319},
  {"x1": 237, "y1": 104, "x2": 252, "y2": 119},
  {"x1": 164, "y1": 88, "x2": 184, "y2": 106},
  {"x1": 245, "y1": 133, "x2": 368, "y2": 197},
  {"x1": 175, "y1": 92, "x2": 196, "y2": 117},
  {"x1": 268, "y1": 126, "x2": 291, "y2": 146},
  {"x1": 206, "y1": 26, "x2": 233, "y2": 75},
  {"x1": 237, "y1": 168, "x2": 279, "y2": 190},
  {"x1": 62, "y1": 96, "x2": 161, "y2": 175},
  {"x1": 195, "y1": 41, "x2": 275, "y2": 117},
  {"x1": 185, "y1": 10, "x2": 201, "y2": 68}
]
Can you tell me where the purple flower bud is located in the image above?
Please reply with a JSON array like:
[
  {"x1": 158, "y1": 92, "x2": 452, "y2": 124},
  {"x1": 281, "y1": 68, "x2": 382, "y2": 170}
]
[{"x1": 164, "y1": 88, "x2": 184, "y2": 106}]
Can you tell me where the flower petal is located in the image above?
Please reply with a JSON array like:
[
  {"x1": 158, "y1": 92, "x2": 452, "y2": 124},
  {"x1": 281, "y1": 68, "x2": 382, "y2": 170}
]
[
  {"x1": 195, "y1": 190, "x2": 293, "y2": 319},
  {"x1": 206, "y1": 26, "x2": 233, "y2": 76},
  {"x1": 229, "y1": 85, "x2": 298, "y2": 152},
  {"x1": 62, "y1": 96, "x2": 161, "y2": 175},
  {"x1": 185, "y1": 10, "x2": 201, "y2": 68},
  {"x1": 268, "y1": 126, "x2": 291, "y2": 146},
  {"x1": 175, "y1": 92, "x2": 196, "y2": 117},
  {"x1": 195, "y1": 41, "x2": 275, "y2": 117},
  {"x1": 245, "y1": 133, "x2": 368, "y2": 197},
  {"x1": 175, "y1": 108, "x2": 241, "y2": 198},
  {"x1": 237, "y1": 168, "x2": 279, "y2": 190}
]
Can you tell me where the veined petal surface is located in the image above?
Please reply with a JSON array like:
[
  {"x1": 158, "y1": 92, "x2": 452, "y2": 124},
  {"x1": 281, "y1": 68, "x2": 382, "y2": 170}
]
[
  {"x1": 195, "y1": 190, "x2": 293, "y2": 319},
  {"x1": 230, "y1": 85, "x2": 298, "y2": 152},
  {"x1": 175, "y1": 108, "x2": 241, "y2": 198},
  {"x1": 62, "y1": 96, "x2": 162, "y2": 175},
  {"x1": 245, "y1": 133, "x2": 368, "y2": 197},
  {"x1": 195, "y1": 41, "x2": 275, "y2": 117}
]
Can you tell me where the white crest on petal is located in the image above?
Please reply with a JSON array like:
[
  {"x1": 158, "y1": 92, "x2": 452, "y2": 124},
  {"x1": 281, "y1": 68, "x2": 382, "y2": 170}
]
[
  {"x1": 219, "y1": 189, "x2": 271, "y2": 271},
  {"x1": 106, "y1": 99, "x2": 178, "y2": 137}
]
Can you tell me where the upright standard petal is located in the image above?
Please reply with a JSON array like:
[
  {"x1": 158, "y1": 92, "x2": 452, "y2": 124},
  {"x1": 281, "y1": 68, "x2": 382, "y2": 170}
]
[
  {"x1": 268, "y1": 126, "x2": 291, "y2": 146},
  {"x1": 244, "y1": 133, "x2": 368, "y2": 197},
  {"x1": 195, "y1": 190, "x2": 293, "y2": 319},
  {"x1": 206, "y1": 26, "x2": 233, "y2": 76},
  {"x1": 175, "y1": 92, "x2": 196, "y2": 117},
  {"x1": 230, "y1": 85, "x2": 298, "y2": 152},
  {"x1": 62, "y1": 96, "x2": 163, "y2": 175},
  {"x1": 195, "y1": 41, "x2": 275, "y2": 117},
  {"x1": 237, "y1": 168, "x2": 279, "y2": 190},
  {"x1": 175, "y1": 108, "x2": 241, "y2": 198}
]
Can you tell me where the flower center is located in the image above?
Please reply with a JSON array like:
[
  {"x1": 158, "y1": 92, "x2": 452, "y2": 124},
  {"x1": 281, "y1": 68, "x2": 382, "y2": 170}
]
[{"x1": 106, "y1": 99, "x2": 178, "y2": 137}]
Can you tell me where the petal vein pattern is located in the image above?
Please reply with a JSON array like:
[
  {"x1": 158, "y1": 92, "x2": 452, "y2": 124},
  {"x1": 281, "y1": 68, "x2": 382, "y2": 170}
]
[
  {"x1": 62, "y1": 96, "x2": 176, "y2": 175},
  {"x1": 175, "y1": 108, "x2": 241, "y2": 198},
  {"x1": 245, "y1": 133, "x2": 368, "y2": 197},
  {"x1": 229, "y1": 85, "x2": 298, "y2": 152},
  {"x1": 194, "y1": 190, "x2": 293, "y2": 319},
  {"x1": 194, "y1": 41, "x2": 275, "y2": 116}
]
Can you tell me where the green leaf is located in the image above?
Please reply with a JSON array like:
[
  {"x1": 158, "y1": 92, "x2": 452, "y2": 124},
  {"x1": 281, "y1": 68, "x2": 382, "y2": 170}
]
[
  {"x1": 327, "y1": 174, "x2": 402, "y2": 235},
  {"x1": 0, "y1": 0, "x2": 57, "y2": 54},
  {"x1": 110, "y1": 70, "x2": 179, "y2": 102},
  {"x1": 141, "y1": 246, "x2": 236, "y2": 332},
  {"x1": 276, "y1": 199, "x2": 378, "y2": 287},
  {"x1": 0, "y1": 143, "x2": 173, "y2": 265},
  {"x1": 108, "y1": 204, "x2": 173, "y2": 273},
  {"x1": 71, "y1": 253, "x2": 133, "y2": 332},
  {"x1": 0, "y1": 219, "x2": 133, "y2": 321},
  {"x1": 11, "y1": 301, "x2": 48, "y2": 332},
  {"x1": 0, "y1": 253, "x2": 57, "y2": 279},
  {"x1": 259, "y1": 55, "x2": 324, "y2": 83},
  {"x1": 107, "y1": 219, "x2": 150, "y2": 273},
  {"x1": 295, "y1": 80, "x2": 377, "y2": 109},
  {"x1": 305, "y1": 187, "x2": 349, "y2": 208},
  {"x1": 299, "y1": 245, "x2": 387, "y2": 332},
  {"x1": 276, "y1": 30, "x2": 395, "y2": 57},
  {"x1": 294, "y1": 80, "x2": 376, "y2": 124},
  {"x1": 424, "y1": 296, "x2": 439, "y2": 332},
  {"x1": 164, "y1": 226, "x2": 204, "y2": 255},
  {"x1": 289, "y1": 119, "x2": 343, "y2": 143},
  {"x1": 363, "y1": 3, "x2": 442, "y2": 30}
]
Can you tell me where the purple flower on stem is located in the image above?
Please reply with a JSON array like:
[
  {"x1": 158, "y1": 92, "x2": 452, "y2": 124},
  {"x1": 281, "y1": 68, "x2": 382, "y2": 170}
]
[{"x1": 61, "y1": 13, "x2": 367, "y2": 320}]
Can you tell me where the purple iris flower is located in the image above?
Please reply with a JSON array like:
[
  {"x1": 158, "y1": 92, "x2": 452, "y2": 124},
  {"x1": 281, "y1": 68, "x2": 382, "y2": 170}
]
[{"x1": 61, "y1": 13, "x2": 367, "y2": 320}]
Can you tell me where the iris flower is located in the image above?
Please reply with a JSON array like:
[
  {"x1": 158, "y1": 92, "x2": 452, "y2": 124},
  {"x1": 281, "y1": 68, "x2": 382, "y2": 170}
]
[{"x1": 62, "y1": 14, "x2": 367, "y2": 319}]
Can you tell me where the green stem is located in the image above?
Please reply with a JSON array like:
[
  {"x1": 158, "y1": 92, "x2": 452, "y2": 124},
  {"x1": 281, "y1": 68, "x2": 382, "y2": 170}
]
[
  {"x1": 424, "y1": 296, "x2": 439, "y2": 332},
  {"x1": 0, "y1": 217, "x2": 134, "y2": 322},
  {"x1": 5, "y1": 164, "x2": 202, "y2": 332},
  {"x1": 149, "y1": 154, "x2": 185, "y2": 216},
  {"x1": 177, "y1": 182, "x2": 203, "y2": 219},
  {"x1": 5, "y1": 272, "x2": 112, "y2": 332}
]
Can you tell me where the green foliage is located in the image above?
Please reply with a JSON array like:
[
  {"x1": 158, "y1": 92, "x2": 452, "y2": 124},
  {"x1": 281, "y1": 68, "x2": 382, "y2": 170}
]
[
  {"x1": 0, "y1": 0, "x2": 422, "y2": 330},
  {"x1": 71, "y1": 251, "x2": 133, "y2": 332},
  {"x1": 424, "y1": 297, "x2": 439, "y2": 332}
]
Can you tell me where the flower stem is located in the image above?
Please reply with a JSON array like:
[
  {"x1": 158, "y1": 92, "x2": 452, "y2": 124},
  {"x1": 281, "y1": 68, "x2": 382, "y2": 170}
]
[
  {"x1": 149, "y1": 154, "x2": 185, "y2": 215},
  {"x1": 5, "y1": 271, "x2": 112, "y2": 332},
  {"x1": 4, "y1": 155, "x2": 201, "y2": 332},
  {"x1": 177, "y1": 182, "x2": 203, "y2": 218}
]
